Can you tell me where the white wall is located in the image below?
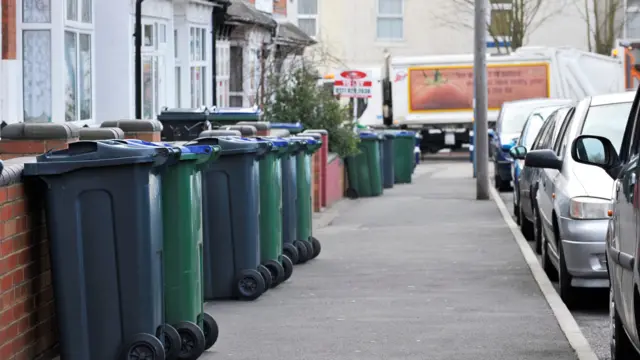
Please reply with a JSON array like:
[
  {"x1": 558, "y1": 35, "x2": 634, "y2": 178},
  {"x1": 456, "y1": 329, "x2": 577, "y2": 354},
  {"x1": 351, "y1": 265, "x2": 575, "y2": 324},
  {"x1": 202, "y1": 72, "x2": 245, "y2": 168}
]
[{"x1": 312, "y1": 0, "x2": 592, "y2": 72}]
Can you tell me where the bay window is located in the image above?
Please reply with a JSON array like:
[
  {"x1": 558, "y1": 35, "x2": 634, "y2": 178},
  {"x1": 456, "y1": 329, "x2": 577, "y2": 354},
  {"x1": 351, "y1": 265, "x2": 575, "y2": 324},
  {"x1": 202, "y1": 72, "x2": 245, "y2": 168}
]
[
  {"x1": 139, "y1": 20, "x2": 167, "y2": 120},
  {"x1": 216, "y1": 40, "x2": 230, "y2": 108},
  {"x1": 64, "y1": 0, "x2": 93, "y2": 122}
]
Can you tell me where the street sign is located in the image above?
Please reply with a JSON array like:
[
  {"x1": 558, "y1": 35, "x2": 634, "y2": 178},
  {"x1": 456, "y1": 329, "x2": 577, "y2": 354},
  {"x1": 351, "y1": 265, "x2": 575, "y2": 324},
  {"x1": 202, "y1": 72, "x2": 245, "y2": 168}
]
[{"x1": 333, "y1": 70, "x2": 373, "y2": 98}]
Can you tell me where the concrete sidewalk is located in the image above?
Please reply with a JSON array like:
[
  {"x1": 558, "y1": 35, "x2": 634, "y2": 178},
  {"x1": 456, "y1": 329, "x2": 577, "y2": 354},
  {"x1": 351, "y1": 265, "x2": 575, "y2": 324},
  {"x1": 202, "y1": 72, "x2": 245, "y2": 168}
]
[{"x1": 203, "y1": 163, "x2": 578, "y2": 360}]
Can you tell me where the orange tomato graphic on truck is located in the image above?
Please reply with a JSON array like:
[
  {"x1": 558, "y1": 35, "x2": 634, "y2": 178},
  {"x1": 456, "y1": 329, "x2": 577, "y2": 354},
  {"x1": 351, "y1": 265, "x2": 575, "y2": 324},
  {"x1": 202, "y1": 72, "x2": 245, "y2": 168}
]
[{"x1": 408, "y1": 64, "x2": 550, "y2": 112}]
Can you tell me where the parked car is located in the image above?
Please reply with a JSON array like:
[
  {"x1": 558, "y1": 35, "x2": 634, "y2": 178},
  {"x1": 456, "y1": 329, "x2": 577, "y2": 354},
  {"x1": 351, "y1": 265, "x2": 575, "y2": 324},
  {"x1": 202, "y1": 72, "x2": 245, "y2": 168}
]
[
  {"x1": 492, "y1": 98, "x2": 573, "y2": 191},
  {"x1": 523, "y1": 91, "x2": 633, "y2": 307},
  {"x1": 510, "y1": 104, "x2": 574, "y2": 245}
]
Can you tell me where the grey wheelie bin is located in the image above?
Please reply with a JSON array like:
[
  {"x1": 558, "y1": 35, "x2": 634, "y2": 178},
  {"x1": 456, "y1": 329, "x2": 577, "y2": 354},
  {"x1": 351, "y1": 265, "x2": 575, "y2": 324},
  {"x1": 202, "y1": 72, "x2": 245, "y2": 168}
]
[
  {"x1": 23, "y1": 140, "x2": 181, "y2": 360},
  {"x1": 279, "y1": 137, "x2": 307, "y2": 265},
  {"x1": 380, "y1": 132, "x2": 396, "y2": 189},
  {"x1": 185, "y1": 136, "x2": 271, "y2": 301},
  {"x1": 289, "y1": 135, "x2": 322, "y2": 262}
]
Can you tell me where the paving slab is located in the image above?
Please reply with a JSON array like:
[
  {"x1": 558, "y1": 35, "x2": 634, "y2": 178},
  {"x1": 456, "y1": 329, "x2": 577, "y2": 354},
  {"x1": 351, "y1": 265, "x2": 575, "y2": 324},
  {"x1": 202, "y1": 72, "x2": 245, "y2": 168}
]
[{"x1": 202, "y1": 162, "x2": 578, "y2": 360}]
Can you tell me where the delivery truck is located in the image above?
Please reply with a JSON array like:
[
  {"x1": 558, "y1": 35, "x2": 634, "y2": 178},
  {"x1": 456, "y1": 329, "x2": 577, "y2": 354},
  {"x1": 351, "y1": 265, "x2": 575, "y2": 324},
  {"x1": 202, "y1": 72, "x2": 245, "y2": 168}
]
[{"x1": 353, "y1": 47, "x2": 625, "y2": 154}]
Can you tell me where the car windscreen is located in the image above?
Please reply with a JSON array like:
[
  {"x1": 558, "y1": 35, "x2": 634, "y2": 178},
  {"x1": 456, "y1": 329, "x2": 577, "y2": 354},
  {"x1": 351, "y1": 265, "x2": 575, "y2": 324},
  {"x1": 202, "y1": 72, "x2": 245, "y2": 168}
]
[
  {"x1": 522, "y1": 115, "x2": 544, "y2": 149},
  {"x1": 501, "y1": 102, "x2": 563, "y2": 134},
  {"x1": 580, "y1": 101, "x2": 633, "y2": 153}
]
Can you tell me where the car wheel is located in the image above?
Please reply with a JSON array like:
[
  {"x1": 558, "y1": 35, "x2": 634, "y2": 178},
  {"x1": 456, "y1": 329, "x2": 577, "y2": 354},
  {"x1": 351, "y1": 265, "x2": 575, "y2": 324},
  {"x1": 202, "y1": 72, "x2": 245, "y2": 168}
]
[
  {"x1": 533, "y1": 205, "x2": 543, "y2": 254},
  {"x1": 610, "y1": 285, "x2": 640, "y2": 360},
  {"x1": 541, "y1": 230, "x2": 558, "y2": 282},
  {"x1": 557, "y1": 237, "x2": 576, "y2": 308}
]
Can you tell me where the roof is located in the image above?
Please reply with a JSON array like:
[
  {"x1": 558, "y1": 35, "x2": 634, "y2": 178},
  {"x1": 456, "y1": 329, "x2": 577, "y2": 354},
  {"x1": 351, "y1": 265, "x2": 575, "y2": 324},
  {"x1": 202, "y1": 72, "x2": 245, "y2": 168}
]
[
  {"x1": 502, "y1": 98, "x2": 573, "y2": 109},
  {"x1": 275, "y1": 18, "x2": 316, "y2": 46},
  {"x1": 589, "y1": 90, "x2": 636, "y2": 106},
  {"x1": 226, "y1": 0, "x2": 276, "y2": 29}
]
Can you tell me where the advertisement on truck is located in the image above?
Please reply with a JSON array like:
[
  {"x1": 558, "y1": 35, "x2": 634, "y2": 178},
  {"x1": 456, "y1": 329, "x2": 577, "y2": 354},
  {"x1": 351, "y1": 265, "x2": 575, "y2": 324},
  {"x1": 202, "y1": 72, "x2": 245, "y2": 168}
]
[{"x1": 407, "y1": 63, "x2": 550, "y2": 113}]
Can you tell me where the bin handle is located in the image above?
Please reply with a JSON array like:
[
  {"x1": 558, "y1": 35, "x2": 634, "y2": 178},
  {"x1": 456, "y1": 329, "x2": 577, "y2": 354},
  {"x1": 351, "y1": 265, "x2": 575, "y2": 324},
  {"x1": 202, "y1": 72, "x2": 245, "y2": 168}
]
[{"x1": 254, "y1": 141, "x2": 272, "y2": 159}]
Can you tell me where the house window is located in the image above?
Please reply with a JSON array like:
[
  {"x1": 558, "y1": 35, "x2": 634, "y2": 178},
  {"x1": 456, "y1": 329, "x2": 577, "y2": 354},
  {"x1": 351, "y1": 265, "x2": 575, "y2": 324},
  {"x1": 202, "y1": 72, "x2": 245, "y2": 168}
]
[
  {"x1": 190, "y1": 27, "x2": 207, "y2": 108},
  {"x1": 628, "y1": 10, "x2": 640, "y2": 38},
  {"x1": 175, "y1": 29, "x2": 181, "y2": 107},
  {"x1": 298, "y1": 0, "x2": 317, "y2": 37},
  {"x1": 139, "y1": 20, "x2": 166, "y2": 119},
  {"x1": 64, "y1": 0, "x2": 93, "y2": 122},
  {"x1": 216, "y1": 40, "x2": 230, "y2": 108},
  {"x1": 489, "y1": 0, "x2": 512, "y2": 37},
  {"x1": 377, "y1": 0, "x2": 403, "y2": 41},
  {"x1": 22, "y1": 0, "x2": 53, "y2": 123},
  {"x1": 229, "y1": 45, "x2": 243, "y2": 107}
]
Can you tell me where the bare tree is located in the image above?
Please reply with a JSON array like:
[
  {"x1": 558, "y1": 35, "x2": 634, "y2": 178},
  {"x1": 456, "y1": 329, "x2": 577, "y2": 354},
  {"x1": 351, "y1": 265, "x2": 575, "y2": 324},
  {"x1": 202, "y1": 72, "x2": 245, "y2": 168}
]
[
  {"x1": 436, "y1": 0, "x2": 563, "y2": 53},
  {"x1": 574, "y1": 0, "x2": 625, "y2": 55}
]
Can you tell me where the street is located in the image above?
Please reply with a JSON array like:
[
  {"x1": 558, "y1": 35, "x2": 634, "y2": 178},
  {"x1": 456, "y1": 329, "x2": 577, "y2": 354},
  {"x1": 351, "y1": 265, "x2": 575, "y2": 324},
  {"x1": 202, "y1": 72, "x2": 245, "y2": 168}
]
[
  {"x1": 497, "y1": 189, "x2": 610, "y2": 360},
  {"x1": 201, "y1": 161, "x2": 585, "y2": 360}
]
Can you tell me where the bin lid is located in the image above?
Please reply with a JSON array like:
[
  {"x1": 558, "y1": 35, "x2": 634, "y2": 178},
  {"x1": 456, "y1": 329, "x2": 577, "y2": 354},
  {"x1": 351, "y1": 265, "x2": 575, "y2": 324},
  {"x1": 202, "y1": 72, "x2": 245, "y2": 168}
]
[
  {"x1": 187, "y1": 136, "x2": 265, "y2": 155},
  {"x1": 157, "y1": 108, "x2": 210, "y2": 121},
  {"x1": 393, "y1": 131, "x2": 415, "y2": 138},
  {"x1": 254, "y1": 136, "x2": 290, "y2": 153},
  {"x1": 299, "y1": 132, "x2": 321, "y2": 140},
  {"x1": 381, "y1": 131, "x2": 396, "y2": 139},
  {"x1": 303, "y1": 129, "x2": 328, "y2": 135},
  {"x1": 270, "y1": 122, "x2": 303, "y2": 130},
  {"x1": 290, "y1": 136, "x2": 317, "y2": 146},
  {"x1": 359, "y1": 132, "x2": 382, "y2": 140},
  {"x1": 200, "y1": 129, "x2": 241, "y2": 137},
  {"x1": 223, "y1": 125, "x2": 257, "y2": 136},
  {"x1": 237, "y1": 121, "x2": 270, "y2": 130},
  {"x1": 23, "y1": 140, "x2": 174, "y2": 176},
  {"x1": 208, "y1": 107, "x2": 262, "y2": 122}
]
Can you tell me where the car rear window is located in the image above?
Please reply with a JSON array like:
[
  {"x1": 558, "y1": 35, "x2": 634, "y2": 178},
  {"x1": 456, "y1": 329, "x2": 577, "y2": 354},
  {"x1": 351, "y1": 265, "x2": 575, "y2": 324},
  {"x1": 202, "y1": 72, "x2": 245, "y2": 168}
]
[
  {"x1": 500, "y1": 102, "x2": 567, "y2": 134},
  {"x1": 580, "y1": 101, "x2": 633, "y2": 152}
]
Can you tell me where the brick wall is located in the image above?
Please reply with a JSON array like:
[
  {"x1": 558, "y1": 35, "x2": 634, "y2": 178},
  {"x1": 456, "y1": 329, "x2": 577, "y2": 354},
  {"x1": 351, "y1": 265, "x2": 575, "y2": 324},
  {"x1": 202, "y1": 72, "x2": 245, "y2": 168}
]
[
  {"x1": 2, "y1": 0, "x2": 17, "y2": 60},
  {"x1": 247, "y1": 0, "x2": 286, "y2": 15},
  {"x1": 325, "y1": 154, "x2": 344, "y2": 208}
]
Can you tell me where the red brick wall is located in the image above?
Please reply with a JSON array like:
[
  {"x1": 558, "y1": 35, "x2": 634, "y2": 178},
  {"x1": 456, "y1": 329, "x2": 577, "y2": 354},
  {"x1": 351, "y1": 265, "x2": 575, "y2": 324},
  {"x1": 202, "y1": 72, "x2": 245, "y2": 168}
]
[
  {"x1": 2, "y1": 0, "x2": 17, "y2": 60},
  {"x1": 325, "y1": 155, "x2": 344, "y2": 208},
  {"x1": 247, "y1": 0, "x2": 286, "y2": 15},
  {"x1": 0, "y1": 169, "x2": 58, "y2": 360}
]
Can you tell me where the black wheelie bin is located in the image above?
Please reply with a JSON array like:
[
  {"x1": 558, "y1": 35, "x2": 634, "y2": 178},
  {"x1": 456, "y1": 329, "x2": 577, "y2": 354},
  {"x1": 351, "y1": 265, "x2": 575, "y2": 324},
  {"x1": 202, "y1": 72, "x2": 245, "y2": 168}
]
[
  {"x1": 186, "y1": 136, "x2": 271, "y2": 301},
  {"x1": 23, "y1": 140, "x2": 181, "y2": 360},
  {"x1": 278, "y1": 137, "x2": 307, "y2": 264}
]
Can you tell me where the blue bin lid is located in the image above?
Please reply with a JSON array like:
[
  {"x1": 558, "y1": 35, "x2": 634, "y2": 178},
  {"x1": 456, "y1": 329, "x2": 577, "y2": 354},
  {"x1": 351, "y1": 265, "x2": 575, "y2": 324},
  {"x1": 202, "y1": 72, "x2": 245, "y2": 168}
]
[
  {"x1": 151, "y1": 141, "x2": 213, "y2": 155},
  {"x1": 394, "y1": 131, "x2": 415, "y2": 138},
  {"x1": 23, "y1": 140, "x2": 175, "y2": 176},
  {"x1": 359, "y1": 132, "x2": 381, "y2": 140},
  {"x1": 187, "y1": 136, "x2": 263, "y2": 155},
  {"x1": 291, "y1": 136, "x2": 317, "y2": 146},
  {"x1": 255, "y1": 137, "x2": 288, "y2": 148},
  {"x1": 270, "y1": 122, "x2": 303, "y2": 130}
]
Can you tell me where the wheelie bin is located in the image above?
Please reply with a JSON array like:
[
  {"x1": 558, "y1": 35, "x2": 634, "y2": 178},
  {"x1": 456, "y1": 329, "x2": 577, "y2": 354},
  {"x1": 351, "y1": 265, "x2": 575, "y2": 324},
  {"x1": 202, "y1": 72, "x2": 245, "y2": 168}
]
[
  {"x1": 200, "y1": 129, "x2": 241, "y2": 137},
  {"x1": 345, "y1": 132, "x2": 383, "y2": 199},
  {"x1": 270, "y1": 122, "x2": 303, "y2": 135},
  {"x1": 278, "y1": 137, "x2": 306, "y2": 265},
  {"x1": 22, "y1": 140, "x2": 180, "y2": 360},
  {"x1": 250, "y1": 137, "x2": 295, "y2": 286},
  {"x1": 290, "y1": 135, "x2": 322, "y2": 262},
  {"x1": 380, "y1": 132, "x2": 396, "y2": 189},
  {"x1": 392, "y1": 130, "x2": 416, "y2": 184},
  {"x1": 185, "y1": 136, "x2": 271, "y2": 301},
  {"x1": 115, "y1": 140, "x2": 221, "y2": 359}
]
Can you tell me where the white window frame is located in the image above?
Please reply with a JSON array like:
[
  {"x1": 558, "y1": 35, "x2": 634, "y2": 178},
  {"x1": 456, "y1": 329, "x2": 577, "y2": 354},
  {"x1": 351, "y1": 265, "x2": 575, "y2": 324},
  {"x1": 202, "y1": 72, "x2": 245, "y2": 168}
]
[
  {"x1": 297, "y1": 0, "x2": 318, "y2": 38},
  {"x1": 487, "y1": 1, "x2": 512, "y2": 42},
  {"x1": 189, "y1": 26, "x2": 208, "y2": 108},
  {"x1": 376, "y1": 0, "x2": 404, "y2": 42},
  {"x1": 216, "y1": 39, "x2": 230, "y2": 108},
  {"x1": 138, "y1": 18, "x2": 168, "y2": 120}
]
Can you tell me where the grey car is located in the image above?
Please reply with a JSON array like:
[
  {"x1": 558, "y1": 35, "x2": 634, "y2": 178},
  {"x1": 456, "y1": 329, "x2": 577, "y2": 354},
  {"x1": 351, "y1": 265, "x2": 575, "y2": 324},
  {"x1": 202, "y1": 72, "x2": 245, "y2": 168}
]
[{"x1": 523, "y1": 91, "x2": 634, "y2": 307}]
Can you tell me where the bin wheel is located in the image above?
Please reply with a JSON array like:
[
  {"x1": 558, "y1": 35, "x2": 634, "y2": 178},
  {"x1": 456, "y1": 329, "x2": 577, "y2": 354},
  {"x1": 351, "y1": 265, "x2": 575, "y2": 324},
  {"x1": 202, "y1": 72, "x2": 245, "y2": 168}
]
[
  {"x1": 235, "y1": 269, "x2": 265, "y2": 301},
  {"x1": 294, "y1": 240, "x2": 309, "y2": 263},
  {"x1": 264, "y1": 259, "x2": 285, "y2": 287},
  {"x1": 175, "y1": 321, "x2": 206, "y2": 360},
  {"x1": 202, "y1": 313, "x2": 219, "y2": 350},
  {"x1": 345, "y1": 188, "x2": 358, "y2": 199},
  {"x1": 310, "y1": 236, "x2": 322, "y2": 259},
  {"x1": 120, "y1": 333, "x2": 165, "y2": 360},
  {"x1": 257, "y1": 264, "x2": 273, "y2": 290},
  {"x1": 283, "y1": 243, "x2": 300, "y2": 264},
  {"x1": 282, "y1": 255, "x2": 294, "y2": 282},
  {"x1": 303, "y1": 241, "x2": 314, "y2": 261},
  {"x1": 156, "y1": 324, "x2": 180, "y2": 360}
]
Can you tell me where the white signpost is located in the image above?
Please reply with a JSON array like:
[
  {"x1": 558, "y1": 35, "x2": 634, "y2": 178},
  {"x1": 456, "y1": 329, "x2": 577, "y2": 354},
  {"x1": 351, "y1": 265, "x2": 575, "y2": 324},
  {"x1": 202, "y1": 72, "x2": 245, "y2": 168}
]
[{"x1": 333, "y1": 70, "x2": 373, "y2": 129}]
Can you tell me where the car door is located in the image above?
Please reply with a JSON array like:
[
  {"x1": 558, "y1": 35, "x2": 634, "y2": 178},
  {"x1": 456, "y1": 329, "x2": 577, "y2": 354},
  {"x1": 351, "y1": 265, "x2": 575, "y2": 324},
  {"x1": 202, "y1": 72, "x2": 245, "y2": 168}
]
[
  {"x1": 615, "y1": 103, "x2": 640, "y2": 338},
  {"x1": 521, "y1": 117, "x2": 553, "y2": 220},
  {"x1": 536, "y1": 118, "x2": 558, "y2": 242}
]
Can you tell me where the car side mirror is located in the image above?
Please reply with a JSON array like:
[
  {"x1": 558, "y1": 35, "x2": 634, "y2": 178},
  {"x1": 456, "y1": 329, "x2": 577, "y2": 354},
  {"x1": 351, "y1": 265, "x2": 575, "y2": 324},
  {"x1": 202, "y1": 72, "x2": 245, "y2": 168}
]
[
  {"x1": 524, "y1": 149, "x2": 562, "y2": 170},
  {"x1": 509, "y1": 145, "x2": 527, "y2": 160},
  {"x1": 570, "y1": 135, "x2": 621, "y2": 178}
]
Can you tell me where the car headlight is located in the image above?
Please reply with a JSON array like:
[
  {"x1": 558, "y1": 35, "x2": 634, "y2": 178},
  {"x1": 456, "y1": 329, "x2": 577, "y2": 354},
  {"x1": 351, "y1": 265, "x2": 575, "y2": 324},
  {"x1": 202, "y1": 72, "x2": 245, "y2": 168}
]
[{"x1": 569, "y1": 197, "x2": 612, "y2": 220}]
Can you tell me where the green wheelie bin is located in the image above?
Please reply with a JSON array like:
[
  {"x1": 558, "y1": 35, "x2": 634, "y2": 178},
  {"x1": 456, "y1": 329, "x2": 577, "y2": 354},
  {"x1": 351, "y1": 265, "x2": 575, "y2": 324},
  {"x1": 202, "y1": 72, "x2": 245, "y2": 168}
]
[
  {"x1": 345, "y1": 132, "x2": 383, "y2": 199},
  {"x1": 392, "y1": 130, "x2": 416, "y2": 184},
  {"x1": 115, "y1": 140, "x2": 221, "y2": 360},
  {"x1": 253, "y1": 137, "x2": 295, "y2": 286},
  {"x1": 290, "y1": 135, "x2": 322, "y2": 262}
]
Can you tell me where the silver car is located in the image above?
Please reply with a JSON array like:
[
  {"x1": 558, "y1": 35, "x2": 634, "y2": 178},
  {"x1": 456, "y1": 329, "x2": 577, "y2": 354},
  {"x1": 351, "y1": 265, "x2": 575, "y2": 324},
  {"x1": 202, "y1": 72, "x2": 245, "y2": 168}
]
[{"x1": 523, "y1": 91, "x2": 634, "y2": 307}]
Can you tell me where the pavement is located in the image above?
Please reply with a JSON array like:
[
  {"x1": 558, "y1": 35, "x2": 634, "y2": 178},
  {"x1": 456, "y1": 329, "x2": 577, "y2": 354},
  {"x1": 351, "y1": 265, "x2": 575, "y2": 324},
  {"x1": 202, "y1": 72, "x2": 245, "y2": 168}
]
[
  {"x1": 497, "y1": 186, "x2": 609, "y2": 360},
  {"x1": 202, "y1": 161, "x2": 582, "y2": 360}
]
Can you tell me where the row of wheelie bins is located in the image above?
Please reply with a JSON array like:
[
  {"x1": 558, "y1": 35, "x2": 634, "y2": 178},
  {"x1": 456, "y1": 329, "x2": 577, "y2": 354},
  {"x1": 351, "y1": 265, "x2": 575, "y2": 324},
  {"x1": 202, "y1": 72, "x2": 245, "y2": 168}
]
[
  {"x1": 345, "y1": 130, "x2": 418, "y2": 199},
  {"x1": 22, "y1": 133, "x2": 322, "y2": 360}
]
